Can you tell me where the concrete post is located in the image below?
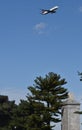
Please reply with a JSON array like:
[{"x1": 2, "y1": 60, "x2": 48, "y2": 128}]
[{"x1": 61, "y1": 96, "x2": 80, "y2": 130}]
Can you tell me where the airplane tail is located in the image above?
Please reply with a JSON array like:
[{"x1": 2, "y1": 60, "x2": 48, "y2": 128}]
[
  {"x1": 41, "y1": 9, "x2": 45, "y2": 13},
  {"x1": 41, "y1": 9, "x2": 46, "y2": 14},
  {"x1": 41, "y1": 9, "x2": 49, "y2": 15}
]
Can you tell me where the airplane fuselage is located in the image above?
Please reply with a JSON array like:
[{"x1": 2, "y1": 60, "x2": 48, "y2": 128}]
[{"x1": 41, "y1": 6, "x2": 59, "y2": 15}]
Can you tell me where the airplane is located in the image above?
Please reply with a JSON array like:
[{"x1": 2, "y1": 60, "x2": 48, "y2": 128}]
[{"x1": 41, "y1": 6, "x2": 59, "y2": 15}]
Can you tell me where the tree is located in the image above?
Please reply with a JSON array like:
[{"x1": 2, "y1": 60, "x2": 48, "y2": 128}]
[
  {"x1": 0, "y1": 95, "x2": 17, "y2": 130},
  {"x1": 27, "y1": 72, "x2": 68, "y2": 130},
  {"x1": 78, "y1": 71, "x2": 82, "y2": 81},
  {"x1": 75, "y1": 72, "x2": 82, "y2": 114},
  {"x1": 9, "y1": 99, "x2": 33, "y2": 130}
]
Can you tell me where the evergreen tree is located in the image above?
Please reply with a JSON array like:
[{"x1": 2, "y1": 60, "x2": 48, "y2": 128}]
[
  {"x1": 0, "y1": 95, "x2": 16, "y2": 130},
  {"x1": 78, "y1": 71, "x2": 82, "y2": 81},
  {"x1": 75, "y1": 71, "x2": 82, "y2": 114},
  {"x1": 27, "y1": 72, "x2": 68, "y2": 130},
  {"x1": 9, "y1": 100, "x2": 33, "y2": 130}
]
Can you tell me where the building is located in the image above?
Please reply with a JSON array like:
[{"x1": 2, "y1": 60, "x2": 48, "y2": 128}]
[{"x1": 61, "y1": 93, "x2": 80, "y2": 130}]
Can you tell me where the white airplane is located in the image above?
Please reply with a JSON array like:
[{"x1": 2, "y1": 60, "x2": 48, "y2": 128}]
[{"x1": 41, "y1": 6, "x2": 59, "y2": 15}]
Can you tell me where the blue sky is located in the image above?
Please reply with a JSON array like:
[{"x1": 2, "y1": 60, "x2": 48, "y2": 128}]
[
  {"x1": 0, "y1": 0, "x2": 82, "y2": 106},
  {"x1": 0, "y1": 0, "x2": 82, "y2": 129}
]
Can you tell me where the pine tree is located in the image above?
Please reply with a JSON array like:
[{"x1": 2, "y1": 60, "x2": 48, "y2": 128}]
[
  {"x1": 75, "y1": 71, "x2": 82, "y2": 114},
  {"x1": 78, "y1": 71, "x2": 82, "y2": 81},
  {"x1": 27, "y1": 72, "x2": 68, "y2": 130},
  {"x1": 0, "y1": 95, "x2": 16, "y2": 130},
  {"x1": 9, "y1": 100, "x2": 33, "y2": 130}
]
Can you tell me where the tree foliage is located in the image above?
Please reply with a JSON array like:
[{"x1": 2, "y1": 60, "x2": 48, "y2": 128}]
[
  {"x1": 27, "y1": 72, "x2": 68, "y2": 130},
  {"x1": 0, "y1": 72, "x2": 68, "y2": 130},
  {"x1": 77, "y1": 71, "x2": 82, "y2": 115},
  {"x1": 78, "y1": 71, "x2": 82, "y2": 81},
  {"x1": 0, "y1": 95, "x2": 16, "y2": 130}
]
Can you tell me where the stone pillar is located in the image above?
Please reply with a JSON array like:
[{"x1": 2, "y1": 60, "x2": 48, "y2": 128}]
[{"x1": 61, "y1": 94, "x2": 80, "y2": 130}]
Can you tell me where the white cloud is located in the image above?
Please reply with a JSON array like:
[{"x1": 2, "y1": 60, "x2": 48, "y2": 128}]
[
  {"x1": 33, "y1": 22, "x2": 47, "y2": 34},
  {"x1": 79, "y1": 6, "x2": 82, "y2": 12}
]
